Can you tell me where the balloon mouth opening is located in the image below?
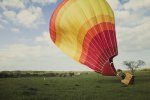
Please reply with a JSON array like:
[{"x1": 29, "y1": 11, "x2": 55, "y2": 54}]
[{"x1": 101, "y1": 58, "x2": 117, "y2": 76}]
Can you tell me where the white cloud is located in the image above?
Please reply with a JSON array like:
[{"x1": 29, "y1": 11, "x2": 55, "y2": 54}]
[
  {"x1": 0, "y1": 44, "x2": 52, "y2": 66},
  {"x1": 0, "y1": 0, "x2": 57, "y2": 10},
  {"x1": 11, "y1": 28, "x2": 20, "y2": 33},
  {"x1": 0, "y1": 15, "x2": 8, "y2": 24},
  {"x1": 0, "y1": 44, "x2": 45, "y2": 59},
  {"x1": 123, "y1": 0, "x2": 150, "y2": 10},
  {"x1": 0, "y1": 24, "x2": 4, "y2": 30},
  {"x1": 0, "y1": 19, "x2": 8, "y2": 24},
  {"x1": 107, "y1": 0, "x2": 121, "y2": 10},
  {"x1": 0, "y1": 0, "x2": 58, "y2": 29},
  {"x1": 3, "y1": 7, "x2": 44, "y2": 28},
  {"x1": 31, "y1": 0, "x2": 57, "y2": 5},
  {"x1": 36, "y1": 32, "x2": 50, "y2": 42},
  {"x1": 107, "y1": 0, "x2": 150, "y2": 52},
  {"x1": 116, "y1": 21, "x2": 150, "y2": 51},
  {"x1": 0, "y1": 42, "x2": 90, "y2": 71},
  {"x1": 0, "y1": 33, "x2": 51, "y2": 66},
  {"x1": 0, "y1": 0, "x2": 58, "y2": 28},
  {"x1": 0, "y1": 0, "x2": 25, "y2": 9},
  {"x1": 3, "y1": 10, "x2": 17, "y2": 22},
  {"x1": 17, "y1": 6, "x2": 43, "y2": 28},
  {"x1": 115, "y1": 10, "x2": 148, "y2": 27}
]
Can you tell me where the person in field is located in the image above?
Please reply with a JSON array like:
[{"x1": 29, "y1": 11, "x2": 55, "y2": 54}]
[{"x1": 117, "y1": 69, "x2": 126, "y2": 80}]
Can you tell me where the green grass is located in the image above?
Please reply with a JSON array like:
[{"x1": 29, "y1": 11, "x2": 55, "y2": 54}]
[{"x1": 0, "y1": 71, "x2": 150, "y2": 100}]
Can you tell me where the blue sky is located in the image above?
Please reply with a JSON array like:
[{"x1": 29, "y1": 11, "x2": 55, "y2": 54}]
[{"x1": 0, "y1": 0, "x2": 150, "y2": 71}]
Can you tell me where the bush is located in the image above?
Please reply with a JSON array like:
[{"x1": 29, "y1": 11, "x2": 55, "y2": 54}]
[{"x1": 69, "y1": 72, "x2": 74, "y2": 77}]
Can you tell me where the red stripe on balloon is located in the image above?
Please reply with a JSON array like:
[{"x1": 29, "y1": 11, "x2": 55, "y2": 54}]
[
  {"x1": 80, "y1": 23, "x2": 117, "y2": 76},
  {"x1": 80, "y1": 22, "x2": 115, "y2": 62},
  {"x1": 49, "y1": 0, "x2": 68, "y2": 43},
  {"x1": 83, "y1": 32, "x2": 117, "y2": 76},
  {"x1": 83, "y1": 23, "x2": 114, "y2": 49}
]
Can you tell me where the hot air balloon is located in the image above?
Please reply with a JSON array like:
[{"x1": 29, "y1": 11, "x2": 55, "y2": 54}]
[{"x1": 49, "y1": 0, "x2": 118, "y2": 76}]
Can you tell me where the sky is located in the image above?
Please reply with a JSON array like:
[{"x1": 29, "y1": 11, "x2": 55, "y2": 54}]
[{"x1": 0, "y1": 0, "x2": 150, "y2": 71}]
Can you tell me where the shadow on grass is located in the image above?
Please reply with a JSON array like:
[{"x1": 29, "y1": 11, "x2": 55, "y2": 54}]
[
  {"x1": 44, "y1": 83, "x2": 49, "y2": 86},
  {"x1": 22, "y1": 87, "x2": 38, "y2": 96},
  {"x1": 132, "y1": 75, "x2": 150, "y2": 85},
  {"x1": 97, "y1": 78, "x2": 119, "y2": 84},
  {"x1": 75, "y1": 84, "x2": 80, "y2": 87},
  {"x1": 95, "y1": 85, "x2": 101, "y2": 88}
]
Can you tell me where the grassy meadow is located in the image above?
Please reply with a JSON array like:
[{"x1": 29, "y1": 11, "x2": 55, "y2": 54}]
[{"x1": 0, "y1": 70, "x2": 150, "y2": 100}]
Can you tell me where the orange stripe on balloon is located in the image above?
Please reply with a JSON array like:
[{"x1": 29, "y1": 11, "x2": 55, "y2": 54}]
[
  {"x1": 50, "y1": 0, "x2": 68, "y2": 43},
  {"x1": 77, "y1": 15, "x2": 114, "y2": 44}
]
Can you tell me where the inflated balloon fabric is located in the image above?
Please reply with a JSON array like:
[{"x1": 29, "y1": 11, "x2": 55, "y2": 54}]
[{"x1": 50, "y1": 0, "x2": 118, "y2": 76}]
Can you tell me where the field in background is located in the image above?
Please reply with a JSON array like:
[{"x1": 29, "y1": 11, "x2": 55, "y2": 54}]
[{"x1": 0, "y1": 70, "x2": 150, "y2": 100}]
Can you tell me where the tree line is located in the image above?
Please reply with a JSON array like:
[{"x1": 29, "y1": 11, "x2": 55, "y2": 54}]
[{"x1": 0, "y1": 71, "x2": 80, "y2": 78}]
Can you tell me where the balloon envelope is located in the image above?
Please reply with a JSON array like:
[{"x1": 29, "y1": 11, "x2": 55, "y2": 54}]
[{"x1": 50, "y1": 0, "x2": 118, "y2": 76}]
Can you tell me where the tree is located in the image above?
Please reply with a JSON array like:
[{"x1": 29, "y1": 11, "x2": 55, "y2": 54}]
[{"x1": 123, "y1": 60, "x2": 145, "y2": 75}]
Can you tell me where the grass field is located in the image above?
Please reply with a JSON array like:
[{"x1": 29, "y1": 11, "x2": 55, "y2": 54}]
[{"x1": 0, "y1": 71, "x2": 150, "y2": 100}]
